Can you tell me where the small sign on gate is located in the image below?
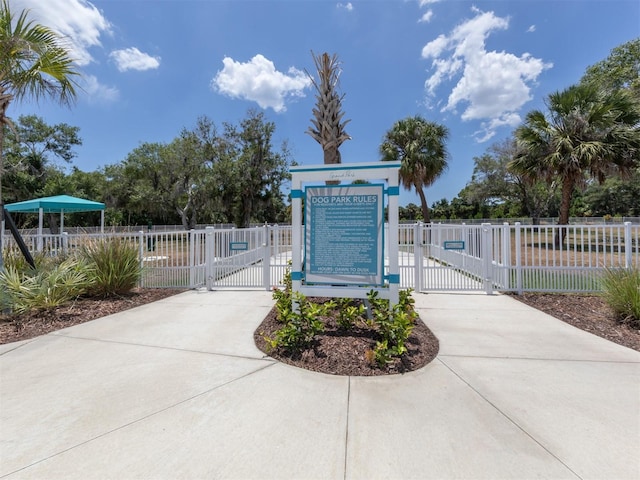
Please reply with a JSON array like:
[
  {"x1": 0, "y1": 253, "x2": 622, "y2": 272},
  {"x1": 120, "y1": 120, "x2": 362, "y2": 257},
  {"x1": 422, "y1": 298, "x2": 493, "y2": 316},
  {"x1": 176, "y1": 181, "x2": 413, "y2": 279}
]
[
  {"x1": 229, "y1": 242, "x2": 248, "y2": 251},
  {"x1": 444, "y1": 240, "x2": 465, "y2": 250}
]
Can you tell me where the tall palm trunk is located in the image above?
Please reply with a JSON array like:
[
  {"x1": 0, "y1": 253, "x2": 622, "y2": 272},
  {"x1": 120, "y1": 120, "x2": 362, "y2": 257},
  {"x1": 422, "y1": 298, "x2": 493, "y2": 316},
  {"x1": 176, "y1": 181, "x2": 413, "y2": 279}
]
[
  {"x1": 555, "y1": 177, "x2": 575, "y2": 248},
  {"x1": 416, "y1": 185, "x2": 430, "y2": 223}
]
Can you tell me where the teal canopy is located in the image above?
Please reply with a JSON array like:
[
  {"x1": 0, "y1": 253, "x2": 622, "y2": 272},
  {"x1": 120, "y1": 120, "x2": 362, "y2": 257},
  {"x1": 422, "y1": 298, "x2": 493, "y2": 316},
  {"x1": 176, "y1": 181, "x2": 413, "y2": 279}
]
[{"x1": 5, "y1": 195, "x2": 105, "y2": 213}]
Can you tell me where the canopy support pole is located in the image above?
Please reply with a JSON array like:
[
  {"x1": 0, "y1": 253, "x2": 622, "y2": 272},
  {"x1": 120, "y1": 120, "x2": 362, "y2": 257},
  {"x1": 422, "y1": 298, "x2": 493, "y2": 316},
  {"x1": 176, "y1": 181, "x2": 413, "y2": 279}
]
[{"x1": 38, "y1": 207, "x2": 43, "y2": 252}]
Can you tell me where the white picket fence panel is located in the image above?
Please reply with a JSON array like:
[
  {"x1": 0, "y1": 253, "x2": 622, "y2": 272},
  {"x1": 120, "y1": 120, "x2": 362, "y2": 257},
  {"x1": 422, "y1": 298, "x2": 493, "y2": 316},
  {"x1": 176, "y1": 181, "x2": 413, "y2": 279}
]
[{"x1": 2, "y1": 222, "x2": 638, "y2": 293}]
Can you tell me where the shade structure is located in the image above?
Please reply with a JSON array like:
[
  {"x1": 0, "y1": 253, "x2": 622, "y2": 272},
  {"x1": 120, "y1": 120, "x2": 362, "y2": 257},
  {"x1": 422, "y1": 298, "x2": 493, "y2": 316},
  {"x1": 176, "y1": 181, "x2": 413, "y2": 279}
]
[
  {"x1": 5, "y1": 195, "x2": 105, "y2": 214},
  {"x1": 4, "y1": 195, "x2": 105, "y2": 249}
]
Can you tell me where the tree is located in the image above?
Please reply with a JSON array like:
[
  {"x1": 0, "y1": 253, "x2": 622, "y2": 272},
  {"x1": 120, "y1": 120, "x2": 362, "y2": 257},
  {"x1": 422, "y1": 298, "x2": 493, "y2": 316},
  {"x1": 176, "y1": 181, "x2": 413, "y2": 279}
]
[
  {"x1": 306, "y1": 51, "x2": 351, "y2": 165},
  {"x1": 224, "y1": 110, "x2": 293, "y2": 227},
  {"x1": 464, "y1": 137, "x2": 559, "y2": 222},
  {"x1": 581, "y1": 38, "x2": 640, "y2": 97},
  {"x1": 580, "y1": 167, "x2": 640, "y2": 217},
  {"x1": 2, "y1": 115, "x2": 81, "y2": 204},
  {"x1": 380, "y1": 115, "x2": 450, "y2": 223},
  {"x1": 0, "y1": 0, "x2": 79, "y2": 269},
  {"x1": 511, "y1": 83, "x2": 640, "y2": 245},
  {"x1": 104, "y1": 111, "x2": 292, "y2": 228}
]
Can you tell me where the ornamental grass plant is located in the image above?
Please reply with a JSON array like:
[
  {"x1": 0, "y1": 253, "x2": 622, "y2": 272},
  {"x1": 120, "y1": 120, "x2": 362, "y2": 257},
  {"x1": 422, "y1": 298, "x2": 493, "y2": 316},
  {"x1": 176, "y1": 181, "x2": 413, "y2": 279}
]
[
  {"x1": 601, "y1": 267, "x2": 640, "y2": 328},
  {"x1": 81, "y1": 238, "x2": 141, "y2": 297}
]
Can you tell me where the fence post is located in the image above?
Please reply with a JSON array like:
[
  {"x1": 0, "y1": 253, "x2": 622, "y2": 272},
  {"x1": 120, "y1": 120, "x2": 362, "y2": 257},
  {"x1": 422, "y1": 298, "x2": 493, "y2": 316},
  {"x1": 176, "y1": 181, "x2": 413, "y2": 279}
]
[
  {"x1": 138, "y1": 231, "x2": 144, "y2": 288},
  {"x1": 205, "y1": 226, "x2": 215, "y2": 290},
  {"x1": 62, "y1": 232, "x2": 69, "y2": 254},
  {"x1": 189, "y1": 230, "x2": 196, "y2": 288},
  {"x1": 624, "y1": 222, "x2": 632, "y2": 269},
  {"x1": 263, "y1": 225, "x2": 271, "y2": 290},
  {"x1": 514, "y1": 222, "x2": 523, "y2": 294},
  {"x1": 481, "y1": 223, "x2": 493, "y2": 294},
  {"x1": 501, "y1": 223, "x2": 510, "y2": 289},
  {"x1": 414, "y1": 222, "x2": 423, "y2": 292}
]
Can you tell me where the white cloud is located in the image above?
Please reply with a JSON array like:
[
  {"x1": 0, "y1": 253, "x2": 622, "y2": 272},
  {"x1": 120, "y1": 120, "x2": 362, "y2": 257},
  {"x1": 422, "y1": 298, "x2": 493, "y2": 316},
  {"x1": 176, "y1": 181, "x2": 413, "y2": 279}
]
[
  {"x1": 527, "y1": 25, "x2": 536, "y2": 33},
  {"x1": 418, "y1": 0, "x2": 440, "y2": 6},
  {"x1": 110, "y1": 48, "x2": 161, "y2": 72},
  {"x1": 337, "y1": 2, "x2": 354, "y2": 11},
  {"x1": 80, "y1": 75, "x2": 119, "y2": 104},
  {"x1": 421, "y1": 8, "x2": 552, "y2": 142},
  {"x1": 13, "y1": 0, "x2": 111, "y2": 66},
  {"x1": 419, "y1": 10, "x2": 434, "y2": 23},
  {"x1": 212, "y1": 55, "x2": 312, "y2": 113},
  {"x1": 422, "y1": 34, "x2": 449, "y2": 59}
]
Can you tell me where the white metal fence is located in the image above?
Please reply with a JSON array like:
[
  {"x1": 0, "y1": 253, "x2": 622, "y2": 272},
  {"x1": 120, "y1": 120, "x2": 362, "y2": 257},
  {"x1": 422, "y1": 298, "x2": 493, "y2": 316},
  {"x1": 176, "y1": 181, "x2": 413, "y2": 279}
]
[{"x1": 2, "y1": 223, "x2": 638, "y2": 294}]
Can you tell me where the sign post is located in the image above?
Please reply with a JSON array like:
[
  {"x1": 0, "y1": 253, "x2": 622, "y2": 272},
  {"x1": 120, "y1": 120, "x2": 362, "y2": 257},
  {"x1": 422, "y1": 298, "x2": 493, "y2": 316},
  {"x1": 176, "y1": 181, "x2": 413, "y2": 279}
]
[{"x1": 290, "y1": 162, "x2": 401, "y2": 305}]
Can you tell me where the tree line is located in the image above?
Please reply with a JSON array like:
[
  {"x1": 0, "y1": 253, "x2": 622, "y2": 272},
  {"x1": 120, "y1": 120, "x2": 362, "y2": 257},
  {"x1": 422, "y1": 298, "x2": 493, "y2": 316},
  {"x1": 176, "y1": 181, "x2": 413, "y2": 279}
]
[{"x1": 2, "y1": 110, "x2": 293, "y2": 229}]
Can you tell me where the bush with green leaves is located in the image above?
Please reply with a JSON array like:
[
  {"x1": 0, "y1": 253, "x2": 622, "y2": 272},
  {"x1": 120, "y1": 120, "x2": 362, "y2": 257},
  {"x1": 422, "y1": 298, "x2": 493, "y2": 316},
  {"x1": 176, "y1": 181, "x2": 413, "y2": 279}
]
[
  {"x1": 336, "y1": 297, "x2": 366, "y2": 330},
  {"x1": 366, "y1": 289, "x2": 418, "y2": 367},
  {"x1": 81, "y1": 238, "x2": 141, "y2": 297},
  {"x1": 0, "y1": 257, "x2": 91, "y2": 313},
  {"x1": 265, "y1": 291, "x2": 334, "y2": 352},
  {"x1": 601, "y1": 267, "x2": 640, "y2": 327},
  {"x1": 265, "y1": 266, "x2": 418, "y2": 365}
]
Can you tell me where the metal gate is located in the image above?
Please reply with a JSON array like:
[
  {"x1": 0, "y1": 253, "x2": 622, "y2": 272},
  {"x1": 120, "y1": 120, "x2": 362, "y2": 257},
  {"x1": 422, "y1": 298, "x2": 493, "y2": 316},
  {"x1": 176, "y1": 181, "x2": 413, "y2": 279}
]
[
  {"x1": 401, "y1": 223, "x2": 507, "y2": 293},
  {"x1": 189, "y1": 226, "x2": 293, "y2": 290}
]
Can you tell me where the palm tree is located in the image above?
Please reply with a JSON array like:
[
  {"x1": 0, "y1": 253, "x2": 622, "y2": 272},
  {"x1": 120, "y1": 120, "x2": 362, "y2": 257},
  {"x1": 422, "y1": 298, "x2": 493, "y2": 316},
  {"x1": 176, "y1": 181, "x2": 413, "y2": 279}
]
[
  {"x1": 0, "y1": 0, "x2": 79, "y2": 270},
  {"x1": 306, "y1": 51, "x2": 351, "y2": 165},
  {"x1": 510, "y1": 83, "x2": 640, "y2": 246},
  {"x1": 380, "y1": 115, "x2": 450, "y2": 223}
]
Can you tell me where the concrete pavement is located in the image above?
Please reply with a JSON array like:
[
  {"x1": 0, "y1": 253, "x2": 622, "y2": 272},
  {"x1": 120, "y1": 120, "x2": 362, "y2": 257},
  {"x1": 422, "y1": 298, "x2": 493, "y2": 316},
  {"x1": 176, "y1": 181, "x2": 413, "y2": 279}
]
[{"x1": 1, "y1": 289, "x2": 639, "y2": 479}]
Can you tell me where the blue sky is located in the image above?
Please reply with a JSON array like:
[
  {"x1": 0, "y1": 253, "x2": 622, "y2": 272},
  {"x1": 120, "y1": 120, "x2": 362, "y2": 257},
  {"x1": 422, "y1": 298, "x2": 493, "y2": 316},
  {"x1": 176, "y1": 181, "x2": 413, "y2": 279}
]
[{"x1": 11, "y1": 0, "x2": 640, "y2": 207}]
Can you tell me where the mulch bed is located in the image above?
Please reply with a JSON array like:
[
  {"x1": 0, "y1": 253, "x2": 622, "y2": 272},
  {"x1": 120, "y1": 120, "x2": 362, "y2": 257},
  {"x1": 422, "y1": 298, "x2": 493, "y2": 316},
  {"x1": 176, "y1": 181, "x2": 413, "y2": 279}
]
[{"x1": 253, "y1": 298, "x2": 440, "y2": 376}]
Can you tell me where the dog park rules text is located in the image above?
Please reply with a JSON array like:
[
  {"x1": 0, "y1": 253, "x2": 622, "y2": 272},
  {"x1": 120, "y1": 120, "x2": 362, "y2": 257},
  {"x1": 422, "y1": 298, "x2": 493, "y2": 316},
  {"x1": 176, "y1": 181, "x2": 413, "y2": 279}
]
[{"x1": 305, "y1": 184, "x2": 384, "y2": 285}]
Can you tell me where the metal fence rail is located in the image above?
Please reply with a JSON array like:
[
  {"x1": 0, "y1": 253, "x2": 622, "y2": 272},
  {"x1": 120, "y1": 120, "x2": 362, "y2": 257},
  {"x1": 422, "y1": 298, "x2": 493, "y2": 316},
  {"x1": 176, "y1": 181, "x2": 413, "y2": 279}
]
[{"x1": 2, "y1": 223, "x2": 638, "y2": 294}]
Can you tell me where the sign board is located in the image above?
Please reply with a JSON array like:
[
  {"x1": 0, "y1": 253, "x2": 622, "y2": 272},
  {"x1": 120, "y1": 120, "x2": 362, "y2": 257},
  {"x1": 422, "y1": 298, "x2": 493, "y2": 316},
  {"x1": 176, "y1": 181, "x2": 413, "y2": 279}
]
[
  {"x1": 443, "y1": 240, "x2": 465, "y2": 250},
  {"x1": 290, "y1": 162, "x2": 401, "y2": 304},
  {"x1": 229, "y1": 242, "x2": 248, "y2": 251},
  {"x1": 305, "y1": 184, "x2": 384, "y2": 285}
]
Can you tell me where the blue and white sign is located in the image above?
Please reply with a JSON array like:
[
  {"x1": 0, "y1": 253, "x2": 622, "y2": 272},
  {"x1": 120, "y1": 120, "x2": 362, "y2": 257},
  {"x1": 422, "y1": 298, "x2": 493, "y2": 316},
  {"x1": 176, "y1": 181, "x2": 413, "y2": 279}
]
[{"x1": 305, "y1": 184, "x2": 384, "y2": 285}]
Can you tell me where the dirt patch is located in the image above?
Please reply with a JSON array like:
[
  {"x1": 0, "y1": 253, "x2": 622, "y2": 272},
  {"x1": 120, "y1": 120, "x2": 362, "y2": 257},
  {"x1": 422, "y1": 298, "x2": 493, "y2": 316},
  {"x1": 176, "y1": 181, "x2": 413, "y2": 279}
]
[{"x1": 0, "y1": 288, "x2": 186, "y2": 345}]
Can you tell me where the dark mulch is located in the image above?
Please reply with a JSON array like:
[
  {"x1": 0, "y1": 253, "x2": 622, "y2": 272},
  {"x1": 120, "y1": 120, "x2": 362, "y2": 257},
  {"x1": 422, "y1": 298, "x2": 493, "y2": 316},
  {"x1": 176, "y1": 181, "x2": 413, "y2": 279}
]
[
  {"x1": 509, "y1": 293, "x2": 640, "y2": 352},
  {"x1": 253, "y1": 298, "x2": 440, "y2": 377},
  {"x1": 0, "y1": 288, "x2": 186, "y2": 345}
]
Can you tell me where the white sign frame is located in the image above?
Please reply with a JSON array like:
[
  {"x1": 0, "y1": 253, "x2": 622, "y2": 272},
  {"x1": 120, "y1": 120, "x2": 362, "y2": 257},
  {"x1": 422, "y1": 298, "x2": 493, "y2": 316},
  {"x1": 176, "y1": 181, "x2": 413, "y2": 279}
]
[{"x1": 290, "y1": 162, "x2": 401, "y2": 305}]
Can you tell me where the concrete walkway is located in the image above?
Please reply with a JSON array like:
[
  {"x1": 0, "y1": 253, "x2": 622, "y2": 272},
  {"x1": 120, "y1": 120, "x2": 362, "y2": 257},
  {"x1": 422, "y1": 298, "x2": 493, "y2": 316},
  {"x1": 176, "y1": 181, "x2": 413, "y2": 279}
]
[{"x1": 1, "y1": 290, "x2": 638, "y2": 480}]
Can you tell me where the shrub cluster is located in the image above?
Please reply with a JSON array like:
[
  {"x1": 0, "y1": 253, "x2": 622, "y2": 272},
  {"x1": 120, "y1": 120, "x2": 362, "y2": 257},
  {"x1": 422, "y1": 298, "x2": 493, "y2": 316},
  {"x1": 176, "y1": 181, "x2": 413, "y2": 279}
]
[
  {"x1": 0, "y1": 239, "x2": 142, "y2": 314},
  {"x1": 265, "y1": 267, "x2": 418, "y2": 367}
]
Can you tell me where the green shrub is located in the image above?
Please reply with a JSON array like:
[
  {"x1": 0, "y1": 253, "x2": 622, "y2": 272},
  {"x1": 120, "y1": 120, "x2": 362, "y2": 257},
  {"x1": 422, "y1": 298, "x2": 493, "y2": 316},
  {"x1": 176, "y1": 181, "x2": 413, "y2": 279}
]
[
  {"x1": 337, "y1": 297, "x2": 366, "y2": 330},
  {"x1": 601, "y1": 268, "x2": 640, "y2": 327},
  {"x1": 265, "y1": 291, "x2": 332, "y2": 352},
  {"x1": 266, "y1": 267, "x2": 418, "y2": 366},
  {"x1": 366, "y1": 289, "x2": 417, "y2": 367},
  {"x1": 0, "y1": 257, "x2": 91, "y2": 313},
  {"x1": 81, "y1": 238, "x2": 141, "y2": 296}
]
